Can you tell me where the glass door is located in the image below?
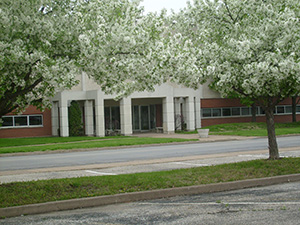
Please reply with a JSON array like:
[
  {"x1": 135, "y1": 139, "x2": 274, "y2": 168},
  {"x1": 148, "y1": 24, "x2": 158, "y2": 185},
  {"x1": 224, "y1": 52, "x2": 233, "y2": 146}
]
[
  {"x1": 141, "y1": 106, "x2": 150, "y2": 130},
  {"x1": 132, "y1": 105, "x2": 156, "y2": 131}
]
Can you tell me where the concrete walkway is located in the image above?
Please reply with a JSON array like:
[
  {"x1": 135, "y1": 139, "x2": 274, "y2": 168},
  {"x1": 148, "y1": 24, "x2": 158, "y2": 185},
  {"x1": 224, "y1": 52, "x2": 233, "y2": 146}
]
[{"x1": 133, "y1": 132, "x2": 256, "y2": 141}]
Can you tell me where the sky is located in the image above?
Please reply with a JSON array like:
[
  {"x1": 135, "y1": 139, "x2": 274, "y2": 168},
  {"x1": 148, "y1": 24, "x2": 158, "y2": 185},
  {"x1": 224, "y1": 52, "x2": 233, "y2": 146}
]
[{"x1": 140, "y1": 0, "x2": 189, "y2": 14}]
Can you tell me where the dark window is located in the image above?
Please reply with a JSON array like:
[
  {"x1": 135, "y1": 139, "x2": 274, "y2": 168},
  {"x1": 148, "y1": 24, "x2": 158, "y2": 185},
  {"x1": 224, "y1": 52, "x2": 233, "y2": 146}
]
[
  {"x1": 258, "y1": 107, "x2": 265, "y2": 115},
  {"x1": 232, "y1": 108, "x2": 241, "y2": 116},
  {"x1": 111, "y1": 107, "x2": 120, "y2": 130},
  {"x1": 132, "y1": 105, "x2": 140, "y2": 130},
  {"x1": 104, "y1": 107, "x2": 110, "y2": 129},
  {"x1": 2, "y1": 117, "x2": 13, "y2": 127},
  {"x1": 202, "y1": 108, "x2": 211, "y2": 117},
  {"x1": 150, "y1": 105, "x2": 156, "y2": 129},
  {"x1": 276, "y1": 106, "x2": 284, "y2": 114},
  {"x1": 241, "y1": 107, "x2": 250, "y2": 116},
  {"x1": 14, "y1": 116, "x2": 28, "y2": 126},
  {"x1": 29, "y1": 115, "x2": 43, "y2": 126},
  {"x1": 286, "y1": 106, "x2": 292, "y2": 113},
  {"x1": 222, "y1": 108, "x2": 231, "y2": 117},
  {"x1": 212, "y1": 108, "x2": 221, "y2": 117}
]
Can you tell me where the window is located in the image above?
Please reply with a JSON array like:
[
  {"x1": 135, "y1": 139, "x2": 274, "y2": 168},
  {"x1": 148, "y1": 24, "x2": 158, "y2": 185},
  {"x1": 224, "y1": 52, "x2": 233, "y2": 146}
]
[
  {"x1": 258, "y1": 107, "x2": 265, "y2": 115},
  {"x1": 132, "y1": 105, "x2": 156, "y2": 131},
  {"x1": 232, "y1": 108, "x2": 241, "y2": 116},
  {"x1": 2, "y1": 117, "x2": 13, "y2": 126},
  {"x1": 286, "y1": 106, "x2": 292, "y2": 113},
  {"x1": 104, "y1": 106, "x2": 120, "y2": 130},
  {"x1": 1, "y1": 115, "x2": 43, "y2": 128},
  {"x1": 29, "y1": 115, "x2": 43, "y2": 126},
  {"x1": 202, "y1": 108, "x2": 212, "y2": 118},
  {"x1": 212, "y1": 108, "x2": 221, "y2": 117},
  {"x1": 276, "y1": 106, "x2": 285, "y2": 114},
  {"x1": 222, "y1": 108, "x2": 231, "y2": 117},
  {"x1": 15, "y1": 116, "x2": 27, "y2": 126},
  {"x1": 241, "y1": 107, "x2": 251, "y2": 116},
  {"x1": 202, "y1": 104, "x2": 300, "y2": 118}
]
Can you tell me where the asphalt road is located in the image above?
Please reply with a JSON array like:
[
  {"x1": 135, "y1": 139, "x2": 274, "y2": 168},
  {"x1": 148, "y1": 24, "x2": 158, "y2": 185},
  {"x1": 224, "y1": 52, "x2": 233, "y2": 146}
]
[
  {"x1": 1, "y1": 181, "x2": 300, "y2": 224},
  {"x1": 1, "y1": 136, "x2": 300, "y2": 172}
]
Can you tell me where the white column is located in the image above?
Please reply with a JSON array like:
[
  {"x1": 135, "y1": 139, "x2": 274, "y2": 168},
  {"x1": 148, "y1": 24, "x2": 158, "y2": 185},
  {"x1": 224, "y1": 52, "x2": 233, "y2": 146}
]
[
  {"x1": 195, "y1": 96, "x2": 202, "y2": 129},
  {"x1": 95, "y1": 97, "x2": 105, "y2": 137},
  {"x1": 186, "y1": 97, "x2": 195, "y2": 131},
  {"x1": 163, "y1": 96, "x2": 175, "y2": 134},
  {"x1": 120, "y1": 97, "x2": 132, "y2": 136},
  {"x1": 59, "y1": 100, "x2": 69, "y2": 137},
  {"x1": 84, "y1": 100, "x2": 94, "y2": 136},
  {"x1": 51, "y1": 101, "x2": 59, "y2": 136}
]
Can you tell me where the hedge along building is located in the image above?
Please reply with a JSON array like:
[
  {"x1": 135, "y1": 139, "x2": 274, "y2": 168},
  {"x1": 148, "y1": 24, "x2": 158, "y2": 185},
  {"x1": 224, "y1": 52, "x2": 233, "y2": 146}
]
[{"x1": 50, "y1": 73, "x2": 202, "y2": 137}]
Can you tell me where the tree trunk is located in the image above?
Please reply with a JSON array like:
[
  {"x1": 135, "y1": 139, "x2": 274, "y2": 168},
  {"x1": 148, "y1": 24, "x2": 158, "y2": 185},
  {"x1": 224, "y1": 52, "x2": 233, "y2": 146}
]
[
  {"x1": 265, "y1": 107, "x2": 279, "y2": 160},
  {"x1": 251, "y1": 103, "x2": 256, "y2": 122},
  {"x1": 292, "y1": 96, "x2": 297, "y2": 123}
]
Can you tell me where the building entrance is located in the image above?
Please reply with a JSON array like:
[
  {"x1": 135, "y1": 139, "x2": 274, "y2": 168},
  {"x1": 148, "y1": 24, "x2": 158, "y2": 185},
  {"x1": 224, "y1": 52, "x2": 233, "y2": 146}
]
[{"x1": 132, "y1": 105, "x2": 156, "y2": 131}]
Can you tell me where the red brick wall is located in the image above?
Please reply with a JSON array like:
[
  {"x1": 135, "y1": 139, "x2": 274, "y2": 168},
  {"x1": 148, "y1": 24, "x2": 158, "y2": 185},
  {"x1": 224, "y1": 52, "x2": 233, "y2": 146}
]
[
  {"x1": 201, "y1": 98, "x2": 244, "y2": 108},
  {"x1": 201, "y1": 98, "x2": 300, "y2": 127},
  {"x1": 0, "y1": 106, "x2": 52, "y2": 138},
  {"x1": 202, "y1": 114, "x2": 300, "y2": 127},
  {"x1": 201, "y1": 97, "x2": 300, "y2": 108}
]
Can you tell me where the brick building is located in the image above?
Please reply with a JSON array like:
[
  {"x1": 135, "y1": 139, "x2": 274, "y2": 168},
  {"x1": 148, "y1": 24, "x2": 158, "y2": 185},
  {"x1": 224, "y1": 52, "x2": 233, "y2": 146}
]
[{"x1": 1, "y1": 75, "x2": 299, "y2": 138}]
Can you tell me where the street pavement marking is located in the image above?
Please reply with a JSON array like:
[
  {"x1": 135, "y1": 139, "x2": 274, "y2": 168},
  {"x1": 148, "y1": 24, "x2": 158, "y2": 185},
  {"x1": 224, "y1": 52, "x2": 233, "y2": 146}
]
[
  {"x1": 85, "y1": 170, "x2": 117, "y2": 175},
  {"x1": 171, "y1": 162, "x2": 209, "y2": 166}
]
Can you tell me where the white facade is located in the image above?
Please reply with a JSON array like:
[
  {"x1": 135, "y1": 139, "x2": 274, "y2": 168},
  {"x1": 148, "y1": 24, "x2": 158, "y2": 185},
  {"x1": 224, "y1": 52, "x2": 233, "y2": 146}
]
[{"x1": 51, "y1": 74, "x2": 202, "y2": 137}]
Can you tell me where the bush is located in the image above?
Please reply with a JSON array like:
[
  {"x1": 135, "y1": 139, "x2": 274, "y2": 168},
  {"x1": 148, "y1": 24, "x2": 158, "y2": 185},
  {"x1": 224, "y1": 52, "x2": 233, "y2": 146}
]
[{"x1": 68, "y1": 101, "x2": 84, "y2": 136}]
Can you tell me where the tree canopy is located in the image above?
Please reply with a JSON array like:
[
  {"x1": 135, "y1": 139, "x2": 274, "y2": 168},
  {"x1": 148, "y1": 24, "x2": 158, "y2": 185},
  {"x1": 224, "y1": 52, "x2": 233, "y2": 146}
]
[
  {"x1": 171, "y1": 0, "x2": 300, "y2": 159},
  {"x1": 0, "y1": 0, "x2": 172, "y2": 116},
  {"x1": 76, "y1": 0, "x2": 203, "y2": 98},
  {"x1": 0, "y1": 0, "x2": 81, "y2": 116}
]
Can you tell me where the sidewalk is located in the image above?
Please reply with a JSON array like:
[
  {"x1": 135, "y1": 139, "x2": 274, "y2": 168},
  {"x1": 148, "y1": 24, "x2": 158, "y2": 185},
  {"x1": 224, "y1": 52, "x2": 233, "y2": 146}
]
[{"x1": 132, "y1": 132, "x2": 256, "y2": 141}]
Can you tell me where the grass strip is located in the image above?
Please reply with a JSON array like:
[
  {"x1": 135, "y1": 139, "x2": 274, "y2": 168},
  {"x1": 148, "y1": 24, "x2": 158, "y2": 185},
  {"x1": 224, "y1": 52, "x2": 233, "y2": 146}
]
[
  {"x1": 0, "y1": 138, "x2": 197, "y2": 154},
  {"x1": 1, "y1": 157, "x2": 300, "y2": 208},
  {"x1": 176, "y1": 122, "x2": 300, "y2": 136},
  {"x1": 0, "y1": 136, "x2": 130, "y2": 148},
  {"x1": 207, "y1": 122, "x2": 300, "y2": 136}
]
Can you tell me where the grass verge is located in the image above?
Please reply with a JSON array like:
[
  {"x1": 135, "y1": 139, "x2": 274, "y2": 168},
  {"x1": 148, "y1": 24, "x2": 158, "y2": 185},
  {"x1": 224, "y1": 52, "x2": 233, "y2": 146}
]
[
  {"x1": 0, "y1": 137, "x2": 197, "y2": 154},
  {"x1": 176, "y1": 122, "x2": 300, "y2": 136},
  {"x1": 1, "y1": 157, "x2": 300, "y2": 208},
  {"x1": 0, "y1": 136, "x2": 130, "y2": 148}
]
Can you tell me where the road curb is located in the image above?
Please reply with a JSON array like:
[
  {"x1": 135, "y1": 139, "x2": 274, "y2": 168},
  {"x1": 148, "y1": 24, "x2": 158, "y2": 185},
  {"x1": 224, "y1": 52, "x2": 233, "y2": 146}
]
[{"x1": 1, "y1": 173, "x2": 300, "y2": 218}]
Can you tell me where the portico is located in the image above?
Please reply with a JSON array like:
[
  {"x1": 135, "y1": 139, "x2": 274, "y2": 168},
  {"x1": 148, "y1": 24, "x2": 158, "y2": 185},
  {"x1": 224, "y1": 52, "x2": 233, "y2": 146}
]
[{"x1": 51, "y1": 78, "x2": 202, "y2": 137}]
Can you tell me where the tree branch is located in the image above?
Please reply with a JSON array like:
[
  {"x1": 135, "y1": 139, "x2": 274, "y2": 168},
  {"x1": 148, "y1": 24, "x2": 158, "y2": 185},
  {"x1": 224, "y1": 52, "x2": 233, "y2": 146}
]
[{"x1": 223, "y1": 1, "x2": 235, "y2": 23}]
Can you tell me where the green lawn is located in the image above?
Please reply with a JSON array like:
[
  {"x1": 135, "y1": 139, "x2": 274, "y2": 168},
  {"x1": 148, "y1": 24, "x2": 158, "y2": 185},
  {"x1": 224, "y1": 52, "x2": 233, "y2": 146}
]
[
  {"x1": 0, "y1": 136, "x2": 129, "y2": 148},
  {"x1": 177, "y1": 122, "x2": 300, "y2": 136},
  {"x1": 1, "y1": 157, "x2": 300, "y2": 208},
  {"x1": 206, "y1": 122, "x2": 300, "y2": 136},
  {"x1": 0, "y1": 137, "x2": 197, "y2": 154},
  {"x1": 1, "y1": 122, "x2": 299, "y2": 154}
]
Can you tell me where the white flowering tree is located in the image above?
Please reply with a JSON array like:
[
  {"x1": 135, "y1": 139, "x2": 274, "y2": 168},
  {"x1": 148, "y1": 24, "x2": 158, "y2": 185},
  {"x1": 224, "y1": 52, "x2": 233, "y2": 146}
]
[
  {"x1": 0, "y1": 0, "x2": 81, "y2": 117},
  {"x1": 0, "y1": 0, "x2": 183, "y2": 117},
  {"x1": 171, "y1": 0, "x2": 300, "y2": 159},
  {"x1": 76, "y1": 0, "x2": 175, "y2": 97}
]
